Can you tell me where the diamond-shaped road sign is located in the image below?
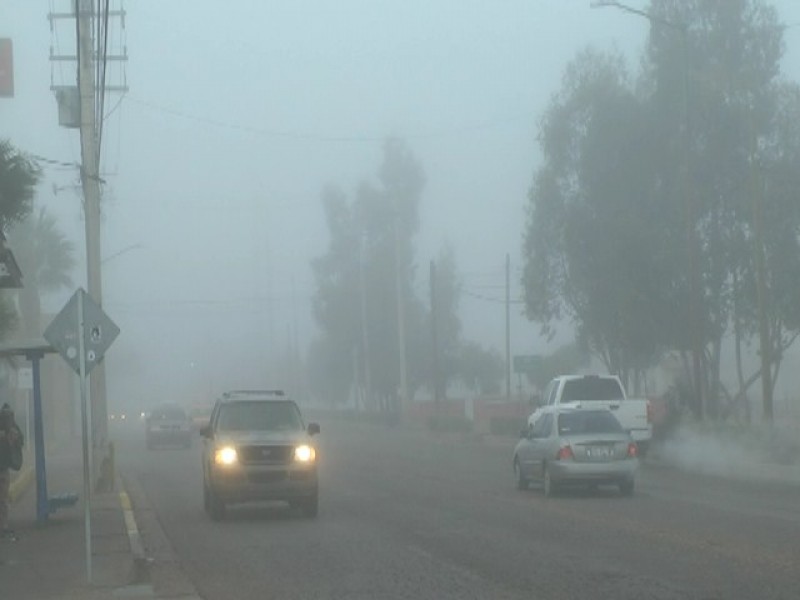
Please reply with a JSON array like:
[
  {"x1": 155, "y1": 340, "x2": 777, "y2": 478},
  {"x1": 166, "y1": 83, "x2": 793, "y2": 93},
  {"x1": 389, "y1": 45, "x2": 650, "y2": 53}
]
[{"x1": 44, "y1": 288, "x2": 120, "y2": 376}]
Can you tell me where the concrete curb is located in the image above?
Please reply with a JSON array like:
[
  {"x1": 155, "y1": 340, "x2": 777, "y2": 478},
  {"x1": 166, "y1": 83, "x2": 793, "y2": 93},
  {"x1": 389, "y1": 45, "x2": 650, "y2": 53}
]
[
  {"x1": 118, "y1": 485, "x2": 150, "y2": 583},
  {"x1": 9, "y1": 466, "x2": 34, "y2": 503}
]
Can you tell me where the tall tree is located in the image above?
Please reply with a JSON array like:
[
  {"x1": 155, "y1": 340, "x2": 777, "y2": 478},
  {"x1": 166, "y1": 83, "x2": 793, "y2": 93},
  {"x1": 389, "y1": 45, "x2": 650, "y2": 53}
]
[
  {"x1": 310, "y1": 138, "x2": 427, "y2": 408},
  {"x1": 0, "y1": 140, "x2": 39, "y2": 231},
  {"x1": 522, "y1": 49, "x2": 672, "y2": 388},
  {"x1": 522, "y1": 1, "x2": 800, "y2": 420},
  {"x1": 428, "y1": 243, "x2": 462, "y2": 399},
  {"x1": 645, "y1": 0, "x2": 790, "y2": 419},
  {"x1": 8, "y1": 206, "x2": 77, "y2": 336},
  {"x1": 0, "y1": 140, "x2": 40, "y2": 340}
]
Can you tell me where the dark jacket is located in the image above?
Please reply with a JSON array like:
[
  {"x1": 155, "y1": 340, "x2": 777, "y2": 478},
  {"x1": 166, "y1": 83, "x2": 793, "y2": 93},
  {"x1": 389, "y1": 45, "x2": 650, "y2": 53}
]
[{"x1": 0, "y1": 417, "x2": 23, "y2": 471}]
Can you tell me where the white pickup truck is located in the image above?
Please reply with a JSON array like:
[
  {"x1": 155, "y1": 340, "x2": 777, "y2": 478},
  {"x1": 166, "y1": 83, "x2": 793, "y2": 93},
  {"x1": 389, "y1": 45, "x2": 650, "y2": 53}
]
[{"x1": 528, "y1": 374, "x2": 652, "y2": 454}]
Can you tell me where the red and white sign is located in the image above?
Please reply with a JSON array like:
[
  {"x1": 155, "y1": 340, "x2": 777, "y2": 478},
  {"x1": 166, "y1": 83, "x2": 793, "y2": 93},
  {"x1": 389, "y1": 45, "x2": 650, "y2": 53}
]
[{"x1": 0, "y1": 39, "x2": 14, "y2": 98}]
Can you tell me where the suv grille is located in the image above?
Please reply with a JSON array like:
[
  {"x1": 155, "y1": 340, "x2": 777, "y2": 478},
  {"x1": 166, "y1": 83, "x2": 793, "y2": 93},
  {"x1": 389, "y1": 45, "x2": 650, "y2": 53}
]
[{"x1": 238, "y1": 445, "x2": 294, "y2": 465}]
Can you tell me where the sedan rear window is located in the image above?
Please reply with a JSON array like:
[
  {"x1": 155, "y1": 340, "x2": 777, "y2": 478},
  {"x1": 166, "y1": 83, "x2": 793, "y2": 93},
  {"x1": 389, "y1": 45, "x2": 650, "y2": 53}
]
[{"x1": 558, "y1": 410, "x2": 624, "y2": 435}]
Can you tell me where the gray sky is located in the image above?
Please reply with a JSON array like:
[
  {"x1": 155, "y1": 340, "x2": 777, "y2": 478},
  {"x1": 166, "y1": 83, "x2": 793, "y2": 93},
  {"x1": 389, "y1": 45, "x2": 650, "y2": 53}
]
[{"x1": 2, "y1": 1, "x2": 800, "y2": 405}]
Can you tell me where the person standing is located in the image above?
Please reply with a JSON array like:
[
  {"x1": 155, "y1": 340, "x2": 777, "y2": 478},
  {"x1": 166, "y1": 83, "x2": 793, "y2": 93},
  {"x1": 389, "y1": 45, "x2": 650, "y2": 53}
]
[{"x1": 0, "y1": 402, "x2": 23, "y2": 541}]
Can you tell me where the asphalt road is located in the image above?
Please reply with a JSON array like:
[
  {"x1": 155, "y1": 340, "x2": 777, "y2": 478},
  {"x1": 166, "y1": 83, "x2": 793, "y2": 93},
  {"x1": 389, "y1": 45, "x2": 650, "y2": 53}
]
[{"x1": 112, "y1": 419, "x2": 800, "y2": 600}]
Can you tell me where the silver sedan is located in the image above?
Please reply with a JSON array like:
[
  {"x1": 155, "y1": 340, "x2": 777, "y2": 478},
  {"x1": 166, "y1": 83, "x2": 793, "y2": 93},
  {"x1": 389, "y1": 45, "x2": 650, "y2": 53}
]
[{"x1": 513, "y1": 407, "x2": 639, "y2": 496}]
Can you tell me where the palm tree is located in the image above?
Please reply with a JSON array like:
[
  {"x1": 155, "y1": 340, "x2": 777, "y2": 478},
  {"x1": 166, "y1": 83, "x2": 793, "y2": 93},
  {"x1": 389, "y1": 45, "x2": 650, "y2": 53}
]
[
  {"x1": 0, "y1": 140, "x2": 41, "y2": 339},
  {"x1": 7, "y1": 207, "x2": 76, "y2": 336},
  {"x1": 0, "y1": 140, "x2": 40, "y2": 231}
]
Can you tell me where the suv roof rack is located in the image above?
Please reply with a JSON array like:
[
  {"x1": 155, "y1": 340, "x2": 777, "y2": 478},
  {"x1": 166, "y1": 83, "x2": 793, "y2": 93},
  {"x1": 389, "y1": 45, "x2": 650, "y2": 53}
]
[{"x1": 221, "y1": 389, "x2": 285, "y2": 400}]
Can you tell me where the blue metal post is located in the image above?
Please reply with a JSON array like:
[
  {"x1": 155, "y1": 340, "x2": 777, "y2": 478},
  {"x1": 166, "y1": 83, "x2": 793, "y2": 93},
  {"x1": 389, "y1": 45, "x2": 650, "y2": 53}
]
[{"x1": 29, "y1": 352, "x2": 49, "y2": 523}]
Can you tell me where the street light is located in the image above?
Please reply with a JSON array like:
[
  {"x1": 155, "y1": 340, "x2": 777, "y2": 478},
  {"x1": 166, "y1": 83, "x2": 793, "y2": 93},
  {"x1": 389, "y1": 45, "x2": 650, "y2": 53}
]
[
  {"x1": 591, "y1": 1, "x2": 706, "y2": 417},
  {"x1": 101, "y1": 243, "x2": 144, "y2": 265},
  {"x1": 590, "y1": 0, "x2": 677, "y2": 28}
]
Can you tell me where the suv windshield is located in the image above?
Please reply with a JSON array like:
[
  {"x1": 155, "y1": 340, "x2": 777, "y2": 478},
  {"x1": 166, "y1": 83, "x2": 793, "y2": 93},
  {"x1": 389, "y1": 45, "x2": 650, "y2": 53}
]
[
  {"x1": 558, "y1": 410, "x2": 624, "y2": 436},
  {"x1": 216, "y1": 401, "x2": 303, "y2": 432}
]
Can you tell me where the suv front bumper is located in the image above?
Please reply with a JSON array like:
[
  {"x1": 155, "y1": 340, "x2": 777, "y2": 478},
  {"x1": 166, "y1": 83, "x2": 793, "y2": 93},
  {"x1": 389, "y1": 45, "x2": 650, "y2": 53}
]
[{"x1": 209, "y1": 464, "x2": 318, "y2": 504}]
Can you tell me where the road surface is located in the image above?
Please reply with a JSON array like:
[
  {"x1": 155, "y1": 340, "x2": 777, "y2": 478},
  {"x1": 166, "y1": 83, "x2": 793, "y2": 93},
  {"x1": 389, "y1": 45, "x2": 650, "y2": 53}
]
[{"x1": 113, "y1": 418, "x2": 800, "y2": 600}]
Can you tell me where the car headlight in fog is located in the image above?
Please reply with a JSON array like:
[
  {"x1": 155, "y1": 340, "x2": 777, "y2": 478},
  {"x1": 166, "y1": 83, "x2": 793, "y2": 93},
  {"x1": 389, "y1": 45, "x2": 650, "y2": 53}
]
[
  {"x1": 294, "y1": 445, "x2": 316, "y2": 463},
  {"x1": 214, "y1": 446, "x2": 238, "y2": 466}
]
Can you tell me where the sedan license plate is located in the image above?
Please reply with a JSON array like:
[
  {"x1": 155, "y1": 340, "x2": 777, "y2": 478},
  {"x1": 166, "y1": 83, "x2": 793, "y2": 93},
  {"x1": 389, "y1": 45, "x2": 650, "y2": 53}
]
[{"x1": 588, "y1": 446, "x2": 611, "y2": 460}]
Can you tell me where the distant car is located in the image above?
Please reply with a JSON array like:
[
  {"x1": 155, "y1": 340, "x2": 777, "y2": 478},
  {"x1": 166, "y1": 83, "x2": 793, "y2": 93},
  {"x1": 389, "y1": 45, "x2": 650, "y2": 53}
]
[
  {"x1": 201, "y1": 390, "x2": 320, "y2": 520},
  {"x1": 513, "y1": 407, "x2": 639, "y2": 496},
  {"x1": 145, "y1": 404, "x2": 193, "y2": 449}
]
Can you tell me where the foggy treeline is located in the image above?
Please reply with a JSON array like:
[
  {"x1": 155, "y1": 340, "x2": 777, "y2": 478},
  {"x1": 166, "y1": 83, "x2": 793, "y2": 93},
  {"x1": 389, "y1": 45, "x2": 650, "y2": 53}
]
[
  {"x1": 308, "y1": 139, "x2": 504, "y2": 409},
  {"x1": 523, "y1": 1, "x2": 800, "y2": 422}
]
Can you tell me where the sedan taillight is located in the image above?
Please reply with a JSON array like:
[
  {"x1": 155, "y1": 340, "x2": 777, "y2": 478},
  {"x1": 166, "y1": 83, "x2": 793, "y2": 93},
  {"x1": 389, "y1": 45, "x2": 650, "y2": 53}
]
[{"x1": 556, "y1": 445, "x2": 574, "y2": 461}]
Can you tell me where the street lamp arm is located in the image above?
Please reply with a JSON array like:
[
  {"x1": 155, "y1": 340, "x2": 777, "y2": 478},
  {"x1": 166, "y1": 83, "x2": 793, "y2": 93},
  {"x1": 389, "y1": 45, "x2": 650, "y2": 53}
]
[
  {"x1": 591, "y1": 1, "x2": 686, "y2": 32},
  {"x1": 101, "y1": 243, "x2": 144, "y2": 265}
]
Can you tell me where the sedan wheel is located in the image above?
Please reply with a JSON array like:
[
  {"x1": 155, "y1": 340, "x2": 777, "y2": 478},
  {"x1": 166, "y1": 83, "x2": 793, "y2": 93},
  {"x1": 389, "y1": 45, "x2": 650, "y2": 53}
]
[{"x1": 514, "y1": 458, "x2": 529, "y2": 491}]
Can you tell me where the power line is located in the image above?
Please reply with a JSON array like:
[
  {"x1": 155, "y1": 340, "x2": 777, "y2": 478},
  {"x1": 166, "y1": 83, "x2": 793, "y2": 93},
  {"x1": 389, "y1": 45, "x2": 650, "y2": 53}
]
[
  {"x1": 107, "y1": 291, "x2": 315, "y2": 309},
  {"x1": 127, "y1": 95, "x2": 531, "y2": 144},
  {"x1": 103, "y1": 92, "x2": 125, "y2": 121},
  {"x1": 97, "y1": 0, "x2": 111, "y2": 159},
  {"x1": 30, "y1": 153, "x2": 80, "y2": 170}
]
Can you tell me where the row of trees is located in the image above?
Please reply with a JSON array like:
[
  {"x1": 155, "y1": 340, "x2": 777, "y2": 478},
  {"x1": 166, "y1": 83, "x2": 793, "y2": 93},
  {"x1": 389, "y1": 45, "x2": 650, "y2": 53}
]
[
  {"x1": 522, "y1": 1, "x2": 800, "y2": 421},
  {"x1": 308, "y1": 139, "x2": 504, "y2": 408},
  {"x1": 0, "y1": 139, "x2": 75, "y2": 340}
]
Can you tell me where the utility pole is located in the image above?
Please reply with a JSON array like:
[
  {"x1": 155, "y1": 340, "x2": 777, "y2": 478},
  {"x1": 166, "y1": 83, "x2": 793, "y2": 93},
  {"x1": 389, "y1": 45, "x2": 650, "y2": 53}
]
[
  {"x1": 394, "y1": 216, "x2": 408, "y2": 416},
  {"x1": 358, "y1": 238, "x2": 372, "y2": 410},
  {"x1": 430, "y1": 260, "x2": 440, "y2": 409},
  {"x1": 76, "y1": 0, "x2": 109, "y2": 491},
  {"x1": 505, "y1": 253, "x2": 511, "y2": 401},
  {"x1": 49, "y1": 0, "x2": 127, "y2": 491}
]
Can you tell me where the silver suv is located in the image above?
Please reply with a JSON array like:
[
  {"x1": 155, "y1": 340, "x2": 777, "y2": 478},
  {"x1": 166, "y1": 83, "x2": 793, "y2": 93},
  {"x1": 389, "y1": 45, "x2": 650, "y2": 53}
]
[{"x1": 201, "y1": 390, "x2": 320, "y2": 520}]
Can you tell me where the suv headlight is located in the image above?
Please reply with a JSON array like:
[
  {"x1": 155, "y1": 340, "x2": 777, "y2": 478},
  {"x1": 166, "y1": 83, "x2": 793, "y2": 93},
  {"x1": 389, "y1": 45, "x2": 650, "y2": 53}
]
[
  {"x1": 214, "y1": 446, "x2": 238, "y2": 466},
  {"x1": 294, "y1": 445, "x2": 316, "y2": 463}
]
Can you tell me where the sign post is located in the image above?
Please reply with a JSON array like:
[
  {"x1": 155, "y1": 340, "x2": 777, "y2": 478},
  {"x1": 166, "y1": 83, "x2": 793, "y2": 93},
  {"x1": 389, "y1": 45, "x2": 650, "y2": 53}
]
[
  {"x1": 44, "y1": 288, "x2": 119, "y2": 584},
  {"x1": 77, "y1": 290, "x2": 92, "y2": 583},
  {"x1": 17, "y1": 367, "x2": 33, "y2": 443}
]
